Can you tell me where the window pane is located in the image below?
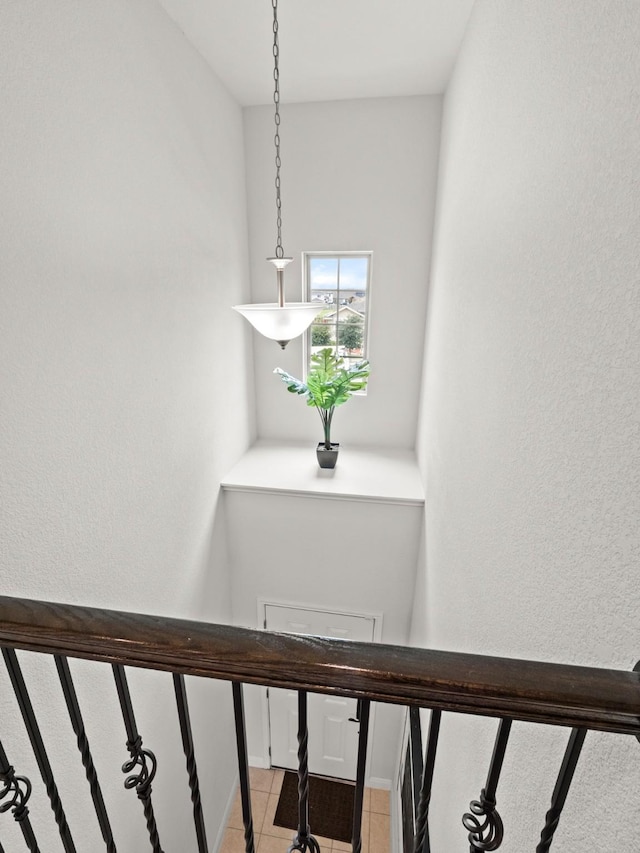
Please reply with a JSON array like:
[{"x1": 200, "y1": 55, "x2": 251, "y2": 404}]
[
  {"x1": 342, "y1": 357, "x2": 368, "y2": 373},
  {"x1": 337, "y1": 319, "x2": 365, "y2": 356},
  {"x1": 342, "y1": 293, "x2": 367, "y2": 315},
  {"x1": 338, "y1": 257, "x2": 368, "y2": 294},
  {"x1": 311, "y1": 289, "x2": 338, "y2": 308},
  {"x1": 310, "y1": 257, "x2": 338, "y2": 290},
  {"x1": 304, "y1": 252, "x2": 371, "y2": 392},
  {"x1": 310, "y1": 323, "x2": 335, "y2": 348}
]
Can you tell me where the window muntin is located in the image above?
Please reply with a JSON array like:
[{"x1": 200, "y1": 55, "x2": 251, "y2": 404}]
[{"x1": 304, "y1": 252, "x2": 371, "y2": 382}]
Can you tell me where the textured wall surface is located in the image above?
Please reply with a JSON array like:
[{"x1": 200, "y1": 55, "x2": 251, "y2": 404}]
[
  {"x1": 0, "y1": 0, "x2": 253, "y2": 849},
  {"x1": 413, "y1": 0, "x2": 640, "y2": 850},
  {"x1": 225, "y1": 488, "x2": 423, "y2": 782},
  {"x1": 244, "y1": 96, "x2": 442, "y2": 449}
]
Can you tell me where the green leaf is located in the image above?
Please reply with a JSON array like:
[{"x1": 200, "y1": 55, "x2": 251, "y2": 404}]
[
  {"x1": 273, "y1": 367, "x2": 309, "y2": 398},
  {"x1": 274, "y1": 349, "x2": 370, "y2": 434}
]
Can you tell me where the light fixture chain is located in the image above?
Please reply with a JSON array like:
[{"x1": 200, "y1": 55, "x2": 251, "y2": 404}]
[{"x1": 272, "y1": 0, "x2": 284, "y2": 259}]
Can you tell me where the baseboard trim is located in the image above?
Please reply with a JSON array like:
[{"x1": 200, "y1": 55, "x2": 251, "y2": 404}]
[
  {"x1": 366, "y1": 775, "x2": 391, "y2": 790},
  {"x1": 211, "y1": 775, "x2": 238, "y2": 853},
  {"x1": 248, "y1": 754, "x2": 270, "y2": 769}
]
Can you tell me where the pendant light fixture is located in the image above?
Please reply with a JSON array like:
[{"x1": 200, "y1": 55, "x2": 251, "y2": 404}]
[{"x1": 233, "y1": 0, "x2": 323, "y2": 349}]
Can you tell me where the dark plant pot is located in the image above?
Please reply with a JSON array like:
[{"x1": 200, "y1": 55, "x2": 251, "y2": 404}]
[{"x1": 316, "y1": 442, "x2": 339, "y2": 469}]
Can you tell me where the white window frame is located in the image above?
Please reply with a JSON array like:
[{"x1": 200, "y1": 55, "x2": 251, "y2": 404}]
[{"x1": 302, "y1": 251, "x2": 372, "y2": 387}]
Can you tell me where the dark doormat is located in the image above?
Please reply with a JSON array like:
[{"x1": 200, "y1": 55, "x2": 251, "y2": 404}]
[{"x1": 274, "y1": 770, "x2": 355, "y2": 843}]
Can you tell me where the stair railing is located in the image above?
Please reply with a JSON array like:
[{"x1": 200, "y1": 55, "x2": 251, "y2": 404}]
[{"x1": 0, "y1": 595, "x2": 638, "y2": 853}]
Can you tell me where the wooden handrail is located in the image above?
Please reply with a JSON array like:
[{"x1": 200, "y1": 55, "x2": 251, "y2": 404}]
[{"x1": 0, "y1": 595, "x2": 638, "y2": 735}]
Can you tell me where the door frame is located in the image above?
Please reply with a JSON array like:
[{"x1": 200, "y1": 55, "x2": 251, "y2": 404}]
[{"x1": 258, "y1": 598, "x2": 383, "y2": 780}]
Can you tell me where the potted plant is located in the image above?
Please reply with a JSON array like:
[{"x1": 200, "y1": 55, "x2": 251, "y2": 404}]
[{"x1": 274, "y1": 348, "x2": 370, "y2": 469}]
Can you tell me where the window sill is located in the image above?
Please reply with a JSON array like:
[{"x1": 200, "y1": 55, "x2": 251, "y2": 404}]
[{"x1": 221, "y1": 439, "x2": 425, "y2": 507}]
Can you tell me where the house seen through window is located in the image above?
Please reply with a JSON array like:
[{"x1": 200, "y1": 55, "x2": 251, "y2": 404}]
[{"x1": 304, "y1": 252, "x2": 371, "y2": 384}]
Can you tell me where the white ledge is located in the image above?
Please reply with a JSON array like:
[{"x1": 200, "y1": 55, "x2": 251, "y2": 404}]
[{"x1": 221, "y1": 440, "x2": 425, "y2": 507}]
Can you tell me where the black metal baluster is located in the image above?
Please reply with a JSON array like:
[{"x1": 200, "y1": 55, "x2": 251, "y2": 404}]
[
  {"x1": 536, "y1": 728, "x2": 587, "y2": 852},
  {"x1": 2, "y1": 647, "x2": 76, "y2": 852},
  {"x1": 0, "y1": 737, "x2": 40, "y2": 853},
  {"x1": 54, "y1": 655, "x2": 117, "y2": 853},
  {"x1": 289, "y1": 691, "x2": 320, "y2": 853},
  {"x1": 231, "y1": 682, "x2": 256, "y2": 853},
  {"x1": 112, "y1": 665, "x2": 163, "y2": 853},
  {"x1": 462, "y1": 717, "x2": 512, "y2": 852},
  {"x1": 173, "y1": 674, "x2": 208, "y2": 853},
  {"x1": 634, "y1": 661, "x2": 640, "y2": 745},
  {"x1": 414, "y1": 709, "x2": 441, "y2": 853},
  {"x1": 351, "y1": 699, "x2": 371, "y2": 853},
  {"x1": 409, "y1": 707, "x2": 424, "y2": 823}
]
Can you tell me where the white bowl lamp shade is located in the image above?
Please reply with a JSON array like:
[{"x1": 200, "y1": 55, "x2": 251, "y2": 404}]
[{"x1": 233, "y1": 302, "x2": 323, "y2": 349}]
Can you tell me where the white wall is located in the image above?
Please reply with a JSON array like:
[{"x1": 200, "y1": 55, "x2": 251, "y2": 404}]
[
  {"x1": 225, "y1": 489, "x2": 423, "y2": 784},
  {"x1": 0, "y1": 0, "x2": 254, "y2": 849},
  {"x1": 414, "y1": 1, "x2": 640, "y2": 850},
  {"x1": 244, "y1": 96, "x2": 441, "y2": 450}
]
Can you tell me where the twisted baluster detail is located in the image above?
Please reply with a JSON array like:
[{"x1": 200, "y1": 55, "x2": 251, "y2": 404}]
[
  {"x1": 242, "y1": 814, "x2": 256, "y2": 853},
  {"x1": 290, "y1": 735, "x2": 319, "y2": 853},
  {"x1": 45, "y1": 765, "x2": 72, "y2": 847},
  {"x1": 122, "y1": 737, "x2": 158, "y2": 794},
  {"x1": 536, "y1": 806, "x2": 561, "y2": 853},
  {"x1": 289, "y1": 691, "x2": 320, "y2": 853},
  {"x1": 463, "y1": 789, "x2": 504, "y2": 851},
  {"x1": 288, "y1": 734, "x2": 320, "y2": 853},
  {"x1": 296, "y1": 725, "x2": 310, "y2": 823},
  {"x1": 352, "y1": 830, "x2": 363, "y2": 853},
  {"x1": 413, "y1": 787, "x2": 432, "y2": 853},
  {"x1": 173, "y1": 674, "x2": 208, "y2": 853},
  {"x1": 535, "y1": 727, "x2": 587, "y2": 853},
  {"x1": 122, "y1": 736, "x2": 162, "y2": 852},
  {"x1": 73, "y1": 723, "x2": 101, "y2": 804},
  {"x1": 112, "y1": 665, "x2": 163, "y2": 853},
  {"x1": 241, "y1": 818, "x2": 255, "y2": 853},
  {"x1": 2, "y1": 647, "x2": 75, "y2": 851},
  {"x1": 73, "y1": 723, "x2": 117, "y2": 853},
  {"x1": 184, "y1": 746, "x2": 202, "y2": 817},
  {"x1": 0, "y1": 741, "x2": 40, "y2": 853},
  {"x1": 55, "y1": 656, "x2": 116, "y2": 853},
  {"x1": 183, "y1": 741, "x2": 206, "y2": 851},
  {"x1": 232, "y1": 683, "x2": 256, "y2": 853},
  {"x1": 0, "y1": 764, "x2": 32, "y2": 824},
  {"x1": 462, "y1": 718, "x2": 511, "y2": 853}
]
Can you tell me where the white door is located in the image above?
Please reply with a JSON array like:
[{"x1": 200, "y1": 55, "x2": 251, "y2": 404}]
[{"x1": 265, "y1": 604, "x2": 376, "y2": 781}]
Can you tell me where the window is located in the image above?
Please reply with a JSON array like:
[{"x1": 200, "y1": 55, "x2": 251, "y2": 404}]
[{"x1": 304, "y1": 252, "x2": 372, "y2": 380}]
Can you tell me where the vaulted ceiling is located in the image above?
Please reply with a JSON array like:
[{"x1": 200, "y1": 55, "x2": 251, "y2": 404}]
[{"x1": 158, "y1": 0, "x2": 476, "y2": 106}]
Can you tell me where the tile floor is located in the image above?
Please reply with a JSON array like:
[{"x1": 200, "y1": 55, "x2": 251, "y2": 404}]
[{"x1": 221, "y1": 768, "x2": 390, "y2": 853}]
